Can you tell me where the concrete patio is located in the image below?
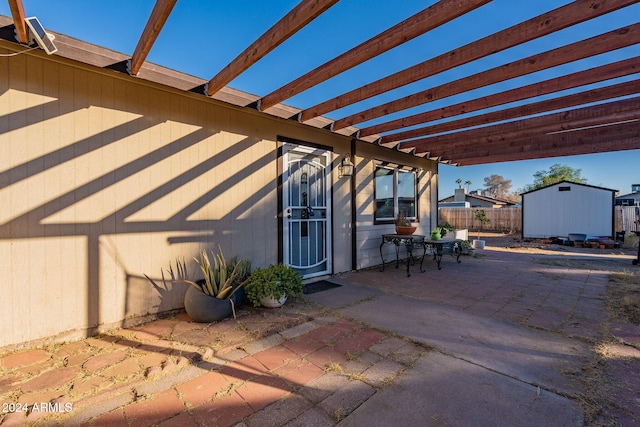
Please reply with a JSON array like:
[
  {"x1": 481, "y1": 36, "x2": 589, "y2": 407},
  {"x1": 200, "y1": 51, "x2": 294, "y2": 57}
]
[{"x1": 1, "y1": 238, "x2": 639, "y2": 426}]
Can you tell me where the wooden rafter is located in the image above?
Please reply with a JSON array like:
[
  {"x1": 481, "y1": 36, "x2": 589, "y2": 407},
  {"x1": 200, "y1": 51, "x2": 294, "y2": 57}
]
[
  {"x1": 442, "y1": 125, "x2": 640, "y2": 161},
  {"x1": 206, "y1": 0, "x2": 338, "y2": 98},
  {"x1": 447, "y1": 121, "x2": 640, "y2": 165},
  {"x1": 384, "y1": 79, "x2": 640, "y2": 144},
  {"x1": 403, "y1": 97, "x2": 640, "y2": 154},
  {"x1": 333, "y1": 23, "x2": 640, "y2": 130},
  {"x1": 258, "y1": 0, "x2": 491, "y2": 111},
  {"x1": 129, "y1": 0, "x2": 177, "y2": 76},
  {"x1": 455, "y1": 136, "x2": 640, "y2": 165},
  {"x1": 359, "y1": 57, "x2": 640, "y2": 137},
  {"x1": 8, "y1": 0, "x2": 28, "y2": 44},
  {"x1": 300, "y1": 0, "x2": 638, "y2": 123}
]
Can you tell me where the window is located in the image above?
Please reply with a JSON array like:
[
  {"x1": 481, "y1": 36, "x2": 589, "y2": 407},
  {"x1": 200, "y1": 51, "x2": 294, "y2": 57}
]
[{"x1": 374, "y1": 166, "x2": 417, "y2": 223}]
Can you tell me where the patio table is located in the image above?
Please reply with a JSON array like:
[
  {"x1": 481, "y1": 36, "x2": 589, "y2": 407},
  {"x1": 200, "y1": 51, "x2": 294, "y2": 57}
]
[
  {"x1": 421, "y1": 238, "x2": 462, "y2": 270},
  {"x1": 379, "y1": 234, "x2": 425, "y2": 277},
  {"x1": 380, "y1": 235, "x2": 463, "y2": 276}
]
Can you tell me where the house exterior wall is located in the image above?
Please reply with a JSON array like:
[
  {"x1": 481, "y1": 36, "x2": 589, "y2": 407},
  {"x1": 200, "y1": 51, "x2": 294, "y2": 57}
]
[
  {"x1": 354, "y1": 142, "x2": 437, "y2": 269},
  {"x1": 0, "y1": 46, "x2": 435, "y2": 348},
  {"x1": 522, "y1": 182, "x2": 615, "y2": 238}
]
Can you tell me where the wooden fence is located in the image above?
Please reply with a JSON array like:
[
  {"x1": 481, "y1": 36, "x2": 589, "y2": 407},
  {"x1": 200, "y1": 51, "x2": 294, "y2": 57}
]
[
  {"x1": 619, "y1": 206, "x2": 640, "y2": 234},
  {"x1": 439, "y1": 207, "x2": 522, "y2": 233},
  {"x1": 440, "y1": 206, "x2": 638, "y2": 235}
]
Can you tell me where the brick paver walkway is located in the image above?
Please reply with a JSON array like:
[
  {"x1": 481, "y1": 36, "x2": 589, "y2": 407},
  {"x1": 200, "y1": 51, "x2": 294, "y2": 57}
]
[{"x1": 0, "y1": 302, "x2": 425, "y2": 426}]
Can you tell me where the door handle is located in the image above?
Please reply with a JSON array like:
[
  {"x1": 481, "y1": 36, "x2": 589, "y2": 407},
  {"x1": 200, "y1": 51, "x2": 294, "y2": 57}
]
[{"x1": 306, "y1": 205, "x2": 315, "y2": 217}]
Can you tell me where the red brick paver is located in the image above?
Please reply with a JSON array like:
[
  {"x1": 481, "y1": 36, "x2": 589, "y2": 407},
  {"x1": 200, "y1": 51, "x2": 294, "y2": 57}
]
[
  {"x1": 191, "y1": 391, "x2": 253, "y2": 427},
  {"x1": 0, "y1": 350, "x2": 50, "y2": 370},
  {"x1": 123, "y1": 389, "x2": 185, "y2": 427},
  {"x1": 20, "y1": 367, "x2": 80, "y2": 393},
  {"x1": 175, "y1": 371, "x2": 230, "y2": 408}
]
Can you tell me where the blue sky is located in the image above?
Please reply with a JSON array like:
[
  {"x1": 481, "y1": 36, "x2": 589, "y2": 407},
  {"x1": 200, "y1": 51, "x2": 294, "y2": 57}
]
[{"x1": 2, "y1": 0, "x2": 638, "y2": 198}]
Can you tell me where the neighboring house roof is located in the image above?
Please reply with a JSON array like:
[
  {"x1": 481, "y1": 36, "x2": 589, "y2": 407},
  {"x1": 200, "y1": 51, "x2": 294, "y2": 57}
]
[
  {"x1": 520, "y1": 180, "x2": 618, "y2": 196},
  {"x1": 616, "y1": 191, "x2": 640, "y2": 199},
  {"x1": 439, "y1": 192, "x2": 516, "y2": 206}
]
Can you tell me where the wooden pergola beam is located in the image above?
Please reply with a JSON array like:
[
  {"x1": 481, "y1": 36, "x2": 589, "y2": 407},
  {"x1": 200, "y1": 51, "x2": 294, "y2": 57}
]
[
  {"x1": 258, "y1": 0, "x2": 491, "y2": 111},
  {"x1": 333, "y1": 23, "x2": 640, "y2": 130},
  {"x1": 129, "y1": 0, "x2": 177, "y2": 76},
  {"x1": 359, "y1": 57, "x2": 640, "y2": 137},
  {"x1": 8, "y1": 0, "x2": 28, "y2": 44},
  {"x1": 455, "y1": 137, "x2": 640, "y2": 165},
  {"x1": 300, "y1": 0, "x2": 638, "y2": 123},
  {"x1": 421, "y1": 116, "x2": 640, "y2": 157},
  {"x1": 385, "y1": 79, "x2": 640, "y2": 144},
  {"x1": 422, "y1": 111, "x2": 640, "y2": 158},
  {"x1": 403, "y1": 96, "x2": 640, "y2": 152},
  {"x1": 206, "y1": 0, "x2": 338, "y2": 97},
  {"x1": 447, "y1": 122, "x2": 640, "y2": 165}
]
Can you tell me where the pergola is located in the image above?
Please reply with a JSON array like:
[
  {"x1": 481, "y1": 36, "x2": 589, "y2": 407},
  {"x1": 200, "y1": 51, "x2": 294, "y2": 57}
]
[{"x1": 6, "y1": 0, "x2": 640, "y2": 166}]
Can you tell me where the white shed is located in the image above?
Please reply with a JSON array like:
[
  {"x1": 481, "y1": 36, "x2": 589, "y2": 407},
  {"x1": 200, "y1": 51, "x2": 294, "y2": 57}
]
[{"x1": 522, "y1": 181, "x2": 617, "y2": 239}]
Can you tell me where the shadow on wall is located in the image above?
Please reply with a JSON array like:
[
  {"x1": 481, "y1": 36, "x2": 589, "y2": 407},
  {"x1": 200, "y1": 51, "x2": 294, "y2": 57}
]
[{"x1": 0, "y1": 73, "x2": 278, "y2": 346}]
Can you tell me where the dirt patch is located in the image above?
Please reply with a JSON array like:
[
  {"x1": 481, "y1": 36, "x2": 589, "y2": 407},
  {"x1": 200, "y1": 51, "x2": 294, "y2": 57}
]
[
  {"x1": 607, "y1": 270, "x2": 640, "y2": 326},
  {"x1": 482, "y1": 232, "x2": 637, "y2": 259}
]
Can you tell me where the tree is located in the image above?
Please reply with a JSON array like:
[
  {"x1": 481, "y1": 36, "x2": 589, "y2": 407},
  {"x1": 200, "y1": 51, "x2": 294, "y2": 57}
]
[
  {"x1": 464, "y1": 180, "x2": 472, "y2": 192},
  {"x1": 483, "y1": 174, "x2": 512, "y2": 199},
  {"x1": 456, "y1": 178, "x2": 462, "y2": 189},
  {"x1": 522, "y1": 164, "x2": 587, "y2": 192}
]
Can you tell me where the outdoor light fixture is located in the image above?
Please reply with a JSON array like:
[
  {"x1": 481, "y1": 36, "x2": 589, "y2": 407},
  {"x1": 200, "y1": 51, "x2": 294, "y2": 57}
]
[{"x1": 338, "y1": 153, "x2": 354, "y2": 178}]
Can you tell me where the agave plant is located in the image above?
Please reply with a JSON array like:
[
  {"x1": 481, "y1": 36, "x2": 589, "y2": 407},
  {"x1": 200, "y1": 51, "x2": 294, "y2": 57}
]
[{"x1": 145, "y1": 247, "x2": 250, "y2": 300}]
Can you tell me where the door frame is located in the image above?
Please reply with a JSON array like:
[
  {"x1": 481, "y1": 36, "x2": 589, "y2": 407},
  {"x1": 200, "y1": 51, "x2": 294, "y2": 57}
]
[{"x1": 277, "y1": 137, "x2": 333, "y2": 278}]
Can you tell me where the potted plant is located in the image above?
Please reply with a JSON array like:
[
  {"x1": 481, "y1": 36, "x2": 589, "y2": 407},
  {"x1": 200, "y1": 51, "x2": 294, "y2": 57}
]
[
  {"x1": 459, "y1": 240, "x2": 475, "y2": 256},
  {"x1": 227, "y1": 256, "x2": 252, "y2": 305},
  {"x1": 245, "y1": 263, "x2": 303, "y2": 308},
  {"x1": 395, "y1": 210, "x2": 416, "y2": 235},
  {"x1": 473, "y1": 209, "x2": 490, "y2": 249},
  {"x1": 439, "y1": 222, "x2": 455, "y2": 238},
  {"x1": 145, "y1": 247, "x2": 250, "y2": 322}
]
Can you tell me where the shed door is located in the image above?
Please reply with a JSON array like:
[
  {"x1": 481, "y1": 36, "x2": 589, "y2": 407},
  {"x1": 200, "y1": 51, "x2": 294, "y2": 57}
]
[{"x1": 283, "y1": 145, "x2": 332, "y2": 278}]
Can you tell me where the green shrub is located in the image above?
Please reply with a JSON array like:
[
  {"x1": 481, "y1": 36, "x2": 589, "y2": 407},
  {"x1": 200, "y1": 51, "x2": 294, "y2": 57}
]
[{"x1": 245, "y1": 264, "x2": 303, "y2": 307}]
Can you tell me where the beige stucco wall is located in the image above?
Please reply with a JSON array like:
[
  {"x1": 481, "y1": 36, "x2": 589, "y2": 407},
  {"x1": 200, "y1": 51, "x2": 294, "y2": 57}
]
[{"x1": 0, "y1": 45, "x2": 435, "y2": 348}]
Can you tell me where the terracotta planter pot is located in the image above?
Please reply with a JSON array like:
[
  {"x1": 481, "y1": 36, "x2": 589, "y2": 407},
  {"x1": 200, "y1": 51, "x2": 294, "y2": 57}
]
[{"x1": 395, "y1": 226, "x2": 416, "y2": 235}]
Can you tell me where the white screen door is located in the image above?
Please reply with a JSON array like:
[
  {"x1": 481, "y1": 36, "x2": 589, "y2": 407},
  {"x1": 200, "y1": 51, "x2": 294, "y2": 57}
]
[{"x1": 283, "y1": 145, "x2": 332, "y2": 278}]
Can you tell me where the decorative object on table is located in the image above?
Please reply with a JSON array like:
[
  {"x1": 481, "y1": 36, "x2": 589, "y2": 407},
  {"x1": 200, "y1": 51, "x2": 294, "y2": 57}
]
[
  {"x1": 430, "y1": 227, "x2": 442, "y2": 240},
  {"x1": 472, "y1": 209, "x2": 490, "y2": 249},
  {"x1": 145, "y1": 248, "x2": 250, "y2": 323},
  {"x1": 245, "y1": 263, "x2": 303, "y2": 308},
  {"x1": 395, "y1": 210, "x2": 416, "y2": 235}
]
